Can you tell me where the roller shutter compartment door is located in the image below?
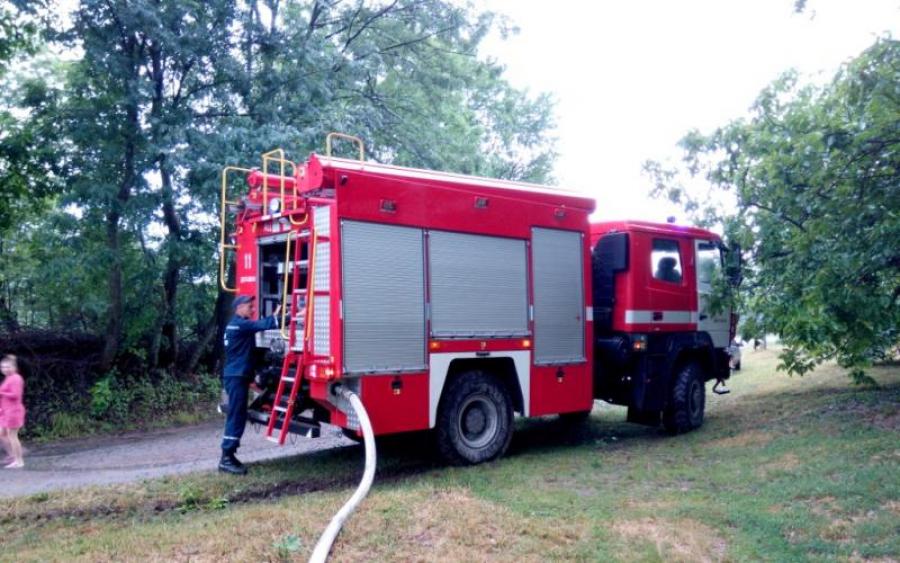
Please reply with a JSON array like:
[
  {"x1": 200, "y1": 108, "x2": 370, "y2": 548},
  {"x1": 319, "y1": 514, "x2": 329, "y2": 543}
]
[
  {"x1": 532, "y1": 228, "x2": 585, "y2": 364},
  {"x1": 429, "y1": 231, "x2": 529, "y2": 338},
  {"x1": 341, "y1": 221, "x2": 426, "y2": 374}
]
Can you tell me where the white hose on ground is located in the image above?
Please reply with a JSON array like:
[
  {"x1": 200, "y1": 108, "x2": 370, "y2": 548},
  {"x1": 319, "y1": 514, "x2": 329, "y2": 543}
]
[{"x1": 309, "y1": 388, "x2": 376, "y2": 563}]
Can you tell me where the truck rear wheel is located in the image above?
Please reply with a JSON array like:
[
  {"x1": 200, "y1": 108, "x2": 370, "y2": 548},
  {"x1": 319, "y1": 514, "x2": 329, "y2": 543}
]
[
  {"x1": 663, "y1": 362, "x2": 706, "y2": 434},
  {"x1": 436, "y1": 371, "x2": 513, "y2": 465}
]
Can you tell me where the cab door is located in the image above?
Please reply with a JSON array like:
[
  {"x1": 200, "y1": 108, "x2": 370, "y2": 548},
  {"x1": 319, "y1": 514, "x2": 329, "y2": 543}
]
[{"x1": 694, "y1": 239, "x2": 730, "y2": 348}]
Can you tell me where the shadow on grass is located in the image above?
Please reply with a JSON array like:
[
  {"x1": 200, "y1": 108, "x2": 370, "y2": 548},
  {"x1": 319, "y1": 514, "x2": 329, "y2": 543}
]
[
  {"x1": 10, "y1": 368, "x2": 896, "y2": 526},
  {"x1": 262, "y1": 370, "x2": 900, "y2": 478}
]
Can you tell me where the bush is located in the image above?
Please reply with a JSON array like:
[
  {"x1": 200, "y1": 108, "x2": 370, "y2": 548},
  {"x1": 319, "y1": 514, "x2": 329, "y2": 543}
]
[
  {"x1": 91, "y1": 372, "x2": 220, "y2": 428},
  {"x1": 46, "y1": 412, "x2": 93, "y2": 439},
  {"x1": 2, "y1": 329, "x2": 221, "y2": 439}
]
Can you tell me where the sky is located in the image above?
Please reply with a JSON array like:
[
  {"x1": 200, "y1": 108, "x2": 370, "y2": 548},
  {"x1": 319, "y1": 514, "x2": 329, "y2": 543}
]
[{"x1": 480, "y1": 0, "x2": 898, "y2": 222}]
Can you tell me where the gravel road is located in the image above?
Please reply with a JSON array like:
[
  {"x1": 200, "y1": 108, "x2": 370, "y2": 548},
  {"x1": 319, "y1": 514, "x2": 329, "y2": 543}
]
[{"x1": 0, "y1": 419, "x2": 353, "y2": 499}]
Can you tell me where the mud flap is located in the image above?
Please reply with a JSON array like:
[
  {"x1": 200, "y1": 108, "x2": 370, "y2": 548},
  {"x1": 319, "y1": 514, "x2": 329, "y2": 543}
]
[{"x1": 627, "y1": 407, "x2": 661, "y2": 427}]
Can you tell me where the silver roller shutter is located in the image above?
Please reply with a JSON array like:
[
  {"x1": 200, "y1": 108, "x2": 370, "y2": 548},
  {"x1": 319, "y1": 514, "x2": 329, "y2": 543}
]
[
  {"x1": 532, "y1": 228, "x2": 585, "y2": 364},
  {"x1": 313, "y1": 295, "x2": 330, "y2": 355},
  {"x1": 341, "y1": 221, "x2": 426, "y2": 374},
  {"x1": 314, "y1": 204, "x2": 330, "y2": 237},
  {"x1": 429, "y1": 231, "x2": 529, "y2": 338},
  {"x1": 312, "y1": 216, "x2": 331, "y2": 355}
]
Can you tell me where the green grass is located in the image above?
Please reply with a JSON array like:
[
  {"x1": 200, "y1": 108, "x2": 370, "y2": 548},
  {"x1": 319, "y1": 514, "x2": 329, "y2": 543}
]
[{"x1": 2, "y1": 349, "x2": 898, "y2": 561}]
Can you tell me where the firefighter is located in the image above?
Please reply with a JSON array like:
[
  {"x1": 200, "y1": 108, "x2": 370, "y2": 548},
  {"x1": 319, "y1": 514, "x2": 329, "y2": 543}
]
[{"x1": 219, "y1": 295, "x2": 280, "y2": 475}]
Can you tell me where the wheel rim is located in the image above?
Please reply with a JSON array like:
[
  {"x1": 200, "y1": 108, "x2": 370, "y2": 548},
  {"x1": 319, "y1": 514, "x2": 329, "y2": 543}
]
[
  {"x1": 457, "y1": 393, "x2": 499, "y2": 449},
  {"x1": 688, "y1": 379, "x2": 703, "y2": 420}
]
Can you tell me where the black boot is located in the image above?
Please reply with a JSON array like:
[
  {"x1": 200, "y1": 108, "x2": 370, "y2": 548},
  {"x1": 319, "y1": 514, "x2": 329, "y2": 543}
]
[{"x1": 218, "y1": 452, "x2": 247, "y2": 475}]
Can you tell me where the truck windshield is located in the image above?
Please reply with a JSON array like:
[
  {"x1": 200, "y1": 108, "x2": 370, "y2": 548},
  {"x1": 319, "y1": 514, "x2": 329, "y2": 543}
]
[{"x1": 696, "y1": 240, "x2": 721, "y2": 291}]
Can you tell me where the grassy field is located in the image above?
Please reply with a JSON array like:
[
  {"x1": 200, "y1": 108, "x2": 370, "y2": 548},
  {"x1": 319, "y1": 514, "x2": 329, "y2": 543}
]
[{"x1": 3, "y1": 349, "x2": 898, "y2": 562}]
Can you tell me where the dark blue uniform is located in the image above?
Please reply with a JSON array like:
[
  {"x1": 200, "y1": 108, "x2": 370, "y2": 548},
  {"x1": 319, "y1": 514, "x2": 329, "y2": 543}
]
[{"x1": 221, "y1": 314, "x2": 278, "y2": 455}]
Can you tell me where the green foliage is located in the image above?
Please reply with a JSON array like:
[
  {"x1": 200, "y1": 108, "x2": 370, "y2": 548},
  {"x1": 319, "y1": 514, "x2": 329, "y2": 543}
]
[
  {"x1": 32, "y1": 371, "x2": 220, "y2": 439},
  {"x1": 176, "y1": 483, "x2": 204, "y2": 513},
  {"x1": 645, "y1": 37, "x2": 900, "y2": 381},
  {"x1": 46, "y1": 411, "x2": 92, "y2": 438},
  {"x1": 89, "y1": 373, "x2": 116, "y2": 419},
  {"x1": 2, "y1": 0, "x2": 558, "y2": 382},
  {"x1": 273, "y1": 534, "x2": 303, "y2": 560},
  {"x1": 99, "y1": 372, "x2": 219, "y2": 424}
]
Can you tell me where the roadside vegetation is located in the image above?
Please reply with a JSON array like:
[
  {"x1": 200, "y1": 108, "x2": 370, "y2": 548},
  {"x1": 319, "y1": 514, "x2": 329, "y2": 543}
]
[
  {"x1": 0, "y1": 0, "x2": 558, "y2": 436},
  {"x1": 3, "y1": 348, "x2": 897, "y2": 561}
]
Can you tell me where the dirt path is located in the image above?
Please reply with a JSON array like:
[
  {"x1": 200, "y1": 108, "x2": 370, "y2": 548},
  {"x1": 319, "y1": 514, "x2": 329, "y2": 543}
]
[{"x1": 0, "y1": 420, "x2": 352, "y2": 499}]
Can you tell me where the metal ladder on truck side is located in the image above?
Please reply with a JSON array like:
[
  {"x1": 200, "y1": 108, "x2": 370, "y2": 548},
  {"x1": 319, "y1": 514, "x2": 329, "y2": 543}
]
[{"x1": 265, "y1": 204, "x2": 332, "y2": 444}]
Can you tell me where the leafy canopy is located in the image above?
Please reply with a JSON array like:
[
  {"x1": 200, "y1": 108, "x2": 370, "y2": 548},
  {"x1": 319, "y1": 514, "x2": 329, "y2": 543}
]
[
  {"x1": 1, "y1": 0, "x2": 559, "y2": 375},
  {"x1": 645, "y1": 38, "x2": 900, "y2": 383}
]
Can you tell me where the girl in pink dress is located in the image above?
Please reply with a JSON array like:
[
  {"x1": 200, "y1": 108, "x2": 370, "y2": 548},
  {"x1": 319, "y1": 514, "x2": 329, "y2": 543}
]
[{"x1": 0, "y1": 354, "x2": 25, "y2": 468}]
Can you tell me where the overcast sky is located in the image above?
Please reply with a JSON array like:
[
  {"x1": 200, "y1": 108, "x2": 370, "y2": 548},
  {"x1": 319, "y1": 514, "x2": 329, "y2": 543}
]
[{"x1": 481, "y1": 0, "x2": 898, "y2": 222}]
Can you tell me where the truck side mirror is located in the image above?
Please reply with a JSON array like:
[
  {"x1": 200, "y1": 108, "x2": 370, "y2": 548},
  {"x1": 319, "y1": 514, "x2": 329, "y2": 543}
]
[
  {"x1": 725, "y1": 243, "x2": 743, "y2": 286},
  {"x1": 598, "y1": 232, "x2": 628, "y2": 272}
]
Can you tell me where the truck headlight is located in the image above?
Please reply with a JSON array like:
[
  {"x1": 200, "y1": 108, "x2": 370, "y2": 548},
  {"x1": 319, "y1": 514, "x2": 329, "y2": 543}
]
[{"x1": 268, "y1": 197, "x2": 281, "y2": 215}]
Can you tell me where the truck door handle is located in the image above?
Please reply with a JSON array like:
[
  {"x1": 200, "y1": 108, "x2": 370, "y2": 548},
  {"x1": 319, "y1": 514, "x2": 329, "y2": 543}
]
[{"x1": 699, "y1": 314, "x2": 708, "y2": 321}]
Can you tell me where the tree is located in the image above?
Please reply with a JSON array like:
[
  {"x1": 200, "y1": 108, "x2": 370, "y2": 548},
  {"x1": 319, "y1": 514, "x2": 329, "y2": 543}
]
[
  {"x1": 0, "y1": 1, "x2": 64, "y2": 330},
  {"x1": 645, "y1": 38, "x2": 900, "y2": 382},
  {"x1": 7, "y1": 0, "x2": 558, "y2": 376}
]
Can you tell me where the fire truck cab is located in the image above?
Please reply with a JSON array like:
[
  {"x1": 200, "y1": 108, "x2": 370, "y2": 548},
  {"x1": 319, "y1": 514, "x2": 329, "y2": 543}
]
[
  {"x1": 591, "y1": 221, "x2": 737, "y2": 433},
  {"x1": 219, "y1": 139, "x2": 738, "y2": 465}
]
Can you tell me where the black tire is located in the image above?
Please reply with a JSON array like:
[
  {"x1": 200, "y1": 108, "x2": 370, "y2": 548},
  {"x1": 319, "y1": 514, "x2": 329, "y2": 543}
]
[
  {"x1": 662, "y1": 362, "x2": 706, "y2": 434},
  {"x1": 435, "y1": 370, "x2": 513, "y2": 465}
]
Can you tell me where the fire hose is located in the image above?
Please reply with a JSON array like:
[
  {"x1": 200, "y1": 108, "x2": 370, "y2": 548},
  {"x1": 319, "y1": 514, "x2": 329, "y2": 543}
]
[{"x1": 309, "y1": 387, "x2": 376, "y2": 563}]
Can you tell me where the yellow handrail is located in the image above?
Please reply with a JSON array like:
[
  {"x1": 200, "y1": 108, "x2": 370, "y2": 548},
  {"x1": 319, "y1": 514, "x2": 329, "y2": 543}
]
[
  {"x1": 305, "y1": 228, "x2": 318, "y2": 348},
  {"x1": 219, "y1": 166, "x2": 253, "y2": 293},
  {"x1": 261, "y1": 148, "x2": 309, "y2": 226},
  {"x1": 279, "y1": 231, "x2": 296, "y2": 340},
  {"x1": 325, "y1": 132, "x2": 365, "y2": 162},
  {"x1": 261, "y1": 148, "x2": 293, "y2": 216}
]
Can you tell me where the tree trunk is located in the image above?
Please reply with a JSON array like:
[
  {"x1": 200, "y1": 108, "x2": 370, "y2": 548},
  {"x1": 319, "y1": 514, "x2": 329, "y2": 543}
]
[
  {"x1": 100, "y1": 36, "x2": 141, "y2": 372},
  {"x1": 147, "y1": 40, "x2": 184, "y2": 373},
  {"x1": 0, "y1": 239, "x2": 19, "y2": 332},
  {"x1": 100, "y1": 209, "x2": 124, "y2": 371},
  {"x1": 159, "y1": 163, "x2": 182, "y2": 372},
  {"x1": 207, "y1": 257, "x2": 237, "y2": 375},
  {"x1": 185, "y1": 287, "x2": 231, "y2": 376}
]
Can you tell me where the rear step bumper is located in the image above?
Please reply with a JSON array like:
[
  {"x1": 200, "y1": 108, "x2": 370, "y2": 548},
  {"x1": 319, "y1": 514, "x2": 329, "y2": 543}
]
[{"x1": 248, "y1": 409, "x2": 321, "y2": 438}]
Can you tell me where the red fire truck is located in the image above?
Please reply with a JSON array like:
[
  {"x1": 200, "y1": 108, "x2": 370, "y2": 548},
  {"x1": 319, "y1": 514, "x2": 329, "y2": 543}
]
[{"x1": 219, "y1": 135, "x2": 740, "y2": 465}]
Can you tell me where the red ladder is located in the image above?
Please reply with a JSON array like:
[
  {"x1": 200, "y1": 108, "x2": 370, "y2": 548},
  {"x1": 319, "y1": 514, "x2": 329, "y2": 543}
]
[{"x1": 265, "y1": 204, "x2": 331, "y2": 444}]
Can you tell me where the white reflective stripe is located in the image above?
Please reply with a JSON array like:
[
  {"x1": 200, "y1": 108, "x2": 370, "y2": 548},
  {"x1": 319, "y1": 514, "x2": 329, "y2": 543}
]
[
  {"x1": 585, "y1": 306, "x2": 593, "y2": 322},
  {"x1": 223, "y1": 436, "x2": 240, "y2": 441},
  {"x1": 428, "y1": 351, "x2": 531, "y2": 428},
  {"x1": 624, "y1": 310, "x2": 697, "y2": 324}
]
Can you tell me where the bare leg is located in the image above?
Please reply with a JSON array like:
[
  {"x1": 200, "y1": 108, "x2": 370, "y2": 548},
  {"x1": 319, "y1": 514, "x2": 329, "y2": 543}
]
[
  {"x1": 5, "y1": 428, "x2": 23, "y2": 467},
  {"x1": 0, "y1": 428, "x2": 9, "y2": 458}
]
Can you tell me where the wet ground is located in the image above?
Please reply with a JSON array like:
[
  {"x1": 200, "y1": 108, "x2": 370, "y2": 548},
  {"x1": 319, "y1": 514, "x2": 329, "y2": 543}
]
[{"x1": 0, "y1": 420, "x2": 352, "y2": 498}]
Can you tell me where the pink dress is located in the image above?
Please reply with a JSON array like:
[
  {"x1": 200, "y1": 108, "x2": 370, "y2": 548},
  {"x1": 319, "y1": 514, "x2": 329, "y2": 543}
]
[{"x1": 0, "y1": 373, "x2": 25, "y2": 429}]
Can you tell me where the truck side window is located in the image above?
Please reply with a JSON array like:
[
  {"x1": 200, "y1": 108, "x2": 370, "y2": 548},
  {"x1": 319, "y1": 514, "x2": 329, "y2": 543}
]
[
  {"x1": 651, "y1": 239, "x2": 682, "y2": 283},
  {"x1": 696, "y1": 240, "x2": 721, "y2": 291}
]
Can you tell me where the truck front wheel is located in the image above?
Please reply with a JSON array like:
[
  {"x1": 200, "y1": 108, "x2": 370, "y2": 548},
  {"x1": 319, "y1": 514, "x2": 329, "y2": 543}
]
[
  {"x1": 663, "y1": 362, "x2": 706, "y2": 434},
  {"x1": 436, "y1": 371, "x2": 513, "y2": 465}
]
